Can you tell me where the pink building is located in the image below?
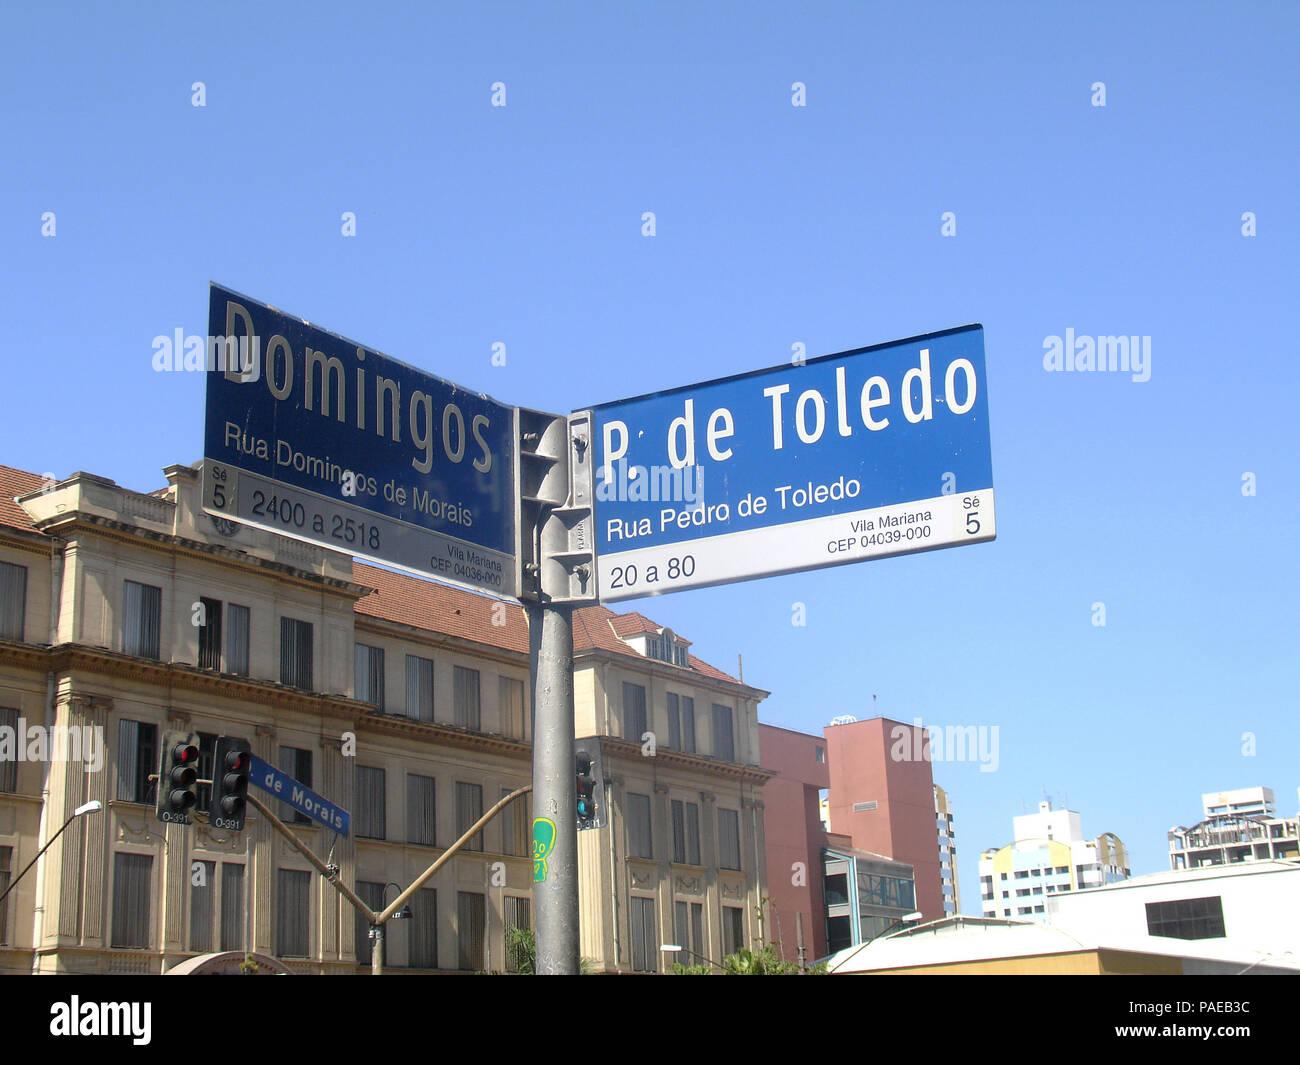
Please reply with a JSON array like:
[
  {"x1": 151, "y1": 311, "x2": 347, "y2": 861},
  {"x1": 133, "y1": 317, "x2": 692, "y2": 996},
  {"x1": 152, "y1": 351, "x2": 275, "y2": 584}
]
[{"x1": 759, "y1": 716, "x2": 943, "y2": 961}]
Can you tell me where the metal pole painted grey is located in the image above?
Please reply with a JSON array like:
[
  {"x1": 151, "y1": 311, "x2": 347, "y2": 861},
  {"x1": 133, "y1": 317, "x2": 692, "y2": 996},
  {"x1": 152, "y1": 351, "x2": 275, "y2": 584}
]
[
  {"x1": 517, "y1": 409, "x2": 596, "y2": 976},
  {"x1": 529, "y1": 600, "x2": 579, "y2": 975}
]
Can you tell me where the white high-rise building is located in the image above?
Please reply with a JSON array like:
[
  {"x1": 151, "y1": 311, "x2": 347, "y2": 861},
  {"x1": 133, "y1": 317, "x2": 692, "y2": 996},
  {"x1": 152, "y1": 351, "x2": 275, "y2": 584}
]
[
  {"x1": 1201, "y1": 787, "x2": 1274, "y2": 820},
  {"x1": 979, "y1": 801, "x2": 1129, "y2": 921}
]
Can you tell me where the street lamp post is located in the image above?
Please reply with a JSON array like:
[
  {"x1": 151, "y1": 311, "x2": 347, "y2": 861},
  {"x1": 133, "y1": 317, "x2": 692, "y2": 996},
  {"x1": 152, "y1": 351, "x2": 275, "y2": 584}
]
[{"x1": 0, "y1": 800, "x2": 103, "y2": 909}]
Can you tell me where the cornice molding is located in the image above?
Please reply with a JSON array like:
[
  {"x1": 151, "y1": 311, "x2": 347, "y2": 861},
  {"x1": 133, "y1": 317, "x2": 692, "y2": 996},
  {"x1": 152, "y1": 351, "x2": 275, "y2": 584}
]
[
  {"x1": 596, "y1": 736, "x2": 776, "y2": 786},
  {"x1": 30, "y1": 513, "x2": 369, "y2": 599}
]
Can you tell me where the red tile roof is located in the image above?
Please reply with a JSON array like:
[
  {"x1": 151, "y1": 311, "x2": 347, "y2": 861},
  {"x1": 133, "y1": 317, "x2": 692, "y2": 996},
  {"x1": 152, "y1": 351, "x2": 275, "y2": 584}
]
[
  {"x1": 0, "y1": 464, "x2": 46, "y2": 534},
  {"x1": 353, "y1": 560, "x2": 531, "y2": 655},
  {"x1": 609, "y1": 612, "x2": 665, "y2": 638},
  {"x1": 353, "y1": 561, "x2": 742, "y2": 685}
]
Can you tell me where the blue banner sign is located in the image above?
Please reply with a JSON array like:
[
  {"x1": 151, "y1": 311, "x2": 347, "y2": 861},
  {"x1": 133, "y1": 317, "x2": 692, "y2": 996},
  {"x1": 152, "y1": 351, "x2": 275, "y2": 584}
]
[
  {"x1": 248, "y1": 754, "x2": 350, "y2": 835},
  {"x1": 202, "y1": 284, "x2": 518, "y2": 597},
  {"x1": 581, "y1": 325, "x2": 996, "y2": 601}
]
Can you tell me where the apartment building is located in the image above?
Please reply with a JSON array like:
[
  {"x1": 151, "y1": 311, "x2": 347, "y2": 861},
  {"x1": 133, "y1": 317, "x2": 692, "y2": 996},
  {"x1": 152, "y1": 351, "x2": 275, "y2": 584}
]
[
  {"x1": 0, "y1": 459, "x2": 770, "y2": 974},
  {"x1": 979, "y1": 801, "x2": 1129, "y2": 921}
]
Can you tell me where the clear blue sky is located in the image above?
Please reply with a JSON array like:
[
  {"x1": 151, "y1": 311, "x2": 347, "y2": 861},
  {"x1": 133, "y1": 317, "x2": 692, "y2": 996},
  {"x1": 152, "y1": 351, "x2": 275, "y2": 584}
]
[{"x1": 2, "y1": 2, "x2": 1296, "y2": 912}]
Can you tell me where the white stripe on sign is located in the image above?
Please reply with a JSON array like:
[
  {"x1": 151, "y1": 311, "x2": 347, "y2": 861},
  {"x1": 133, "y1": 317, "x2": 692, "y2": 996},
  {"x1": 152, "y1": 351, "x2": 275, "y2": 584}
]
[{"x1": 597, "y1": 490, "x2": 995, "y2": 602}]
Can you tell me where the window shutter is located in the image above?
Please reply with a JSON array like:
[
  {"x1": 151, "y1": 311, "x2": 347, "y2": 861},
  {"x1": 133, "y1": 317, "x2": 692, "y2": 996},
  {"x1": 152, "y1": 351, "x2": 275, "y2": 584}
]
[
  {"x1": 226, "y1": 604, "x2": 250, "y2": 675},
  {"x1": 0, "y1": 562, "x2": 27, "y2": 640}
]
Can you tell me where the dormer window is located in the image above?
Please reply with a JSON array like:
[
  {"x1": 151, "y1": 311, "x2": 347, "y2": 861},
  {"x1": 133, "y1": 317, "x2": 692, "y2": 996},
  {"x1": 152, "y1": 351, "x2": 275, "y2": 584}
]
[{"x1": 647, "y1": 628, "x2": 689, "y2": 667}]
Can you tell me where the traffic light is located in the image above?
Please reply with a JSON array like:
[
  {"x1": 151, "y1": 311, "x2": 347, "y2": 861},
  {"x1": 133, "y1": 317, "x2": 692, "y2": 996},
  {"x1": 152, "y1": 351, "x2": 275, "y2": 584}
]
[
  {"x1": 574, "y1": 737, "x2": 605, "y2": 831},
  {"x1": 209, "y1": 736, "x2": 252, "y2": 831},
  {"x1": 156, "y1": 730, "x2": 200, "y2": 825}
]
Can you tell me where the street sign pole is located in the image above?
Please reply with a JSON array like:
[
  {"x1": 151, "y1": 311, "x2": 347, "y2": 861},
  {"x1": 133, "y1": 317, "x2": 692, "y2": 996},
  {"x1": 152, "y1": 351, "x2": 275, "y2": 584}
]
[
  {"x1": 528, "y1": 601, "x2": 579, "y2": 974},
  {"x1": 519, "y1": 409, "x2": 596, "y2": 975}
]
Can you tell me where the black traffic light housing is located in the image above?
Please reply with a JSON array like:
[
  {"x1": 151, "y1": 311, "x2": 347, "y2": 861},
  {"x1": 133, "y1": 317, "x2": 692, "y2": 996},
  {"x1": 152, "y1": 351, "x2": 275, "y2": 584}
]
[
  {"x1": 156, "y1": 729, "x2": 200, "y2": 825},
  {"x1": 574, "y1": 737, "x2": 606, "y2": 831},
  {"x1": 209, "y1": 736, "x2": 252, "y2": 831}
]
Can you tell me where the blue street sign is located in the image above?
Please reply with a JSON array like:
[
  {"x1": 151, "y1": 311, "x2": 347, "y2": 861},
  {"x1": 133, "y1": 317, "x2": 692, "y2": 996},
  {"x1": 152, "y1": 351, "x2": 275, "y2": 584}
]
[
  {"x1": 202, "y1": 283, "x2": 519, "y2": 597},
  {"x1": 580, "y1": 325, "x2": 996, "y2": 601},
  {"x1": 248, "y1": 754, "x2": 351, "y2": 835}
]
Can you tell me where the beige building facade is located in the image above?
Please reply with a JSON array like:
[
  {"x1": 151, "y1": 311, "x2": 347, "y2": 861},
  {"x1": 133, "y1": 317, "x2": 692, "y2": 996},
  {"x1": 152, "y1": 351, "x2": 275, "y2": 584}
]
[{"x1": 0, "y1": 459, "x2": 770, "y2": 974}]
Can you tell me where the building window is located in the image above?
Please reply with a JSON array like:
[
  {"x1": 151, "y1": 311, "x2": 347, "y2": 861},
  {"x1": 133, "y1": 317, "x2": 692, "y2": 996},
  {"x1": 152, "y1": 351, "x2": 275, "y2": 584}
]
[
  {"x1": 504, "y1": 896, "x2": 531, "y2": 973},
  {"x1": 354, "y1": 881, "x2": 386, "y2": 966},
  {"x1": 815, "y1": 745, "x2": 825, "y2": 763},
  {"x1": 0, "y1": 845, "x2": 12, "y2": 945},
  {"x1": 824, "y1": 872, "x2": 848, "y2": 906},
  {"x1": 454, "y1": 666, "x2": 481, "y2": 730},
  {"x1": 0, "y1": 561, "x2": 26, "y2": 641},
  {"x1": 197, "y1": 600, "x2": 249, "y2": 673},
  {"x1": 198, "y1": 597, "x2": 222, "y2": 670},
  {"x1": 627, "y1": 792, "x2": 653, "y2": 859},
  {"x1": 280, "y1": 617, "x2": 313, "y2": 690},
  {"x1": 630, "y1": 896, "x2": 657, "y2": 973},
  {"x1": 409, "y1": 889, "x2": 438, "y2": 969},
  {"x1": 456, "y1": 782, "x2": 484, "y2": 852},
  {"x1": 826, "y1": 913, "x2": 851, "y2": 954},
  {"x1": 195, "y1": 731, "x2": 219, "y2": 812},
  {"x1": 278, "y1": 746, "x2": 312, "y2": 825},
  {"x1": 220, "y1": 864, "x2": 245, "y2": 952},
  {"x1": 722, "y1": 905, "x2": 745, "y2": 957},
  {"x1": 0, "y1": 707, "x2": 18, "y2": 793},
  {"x1": 860, "y1": 873, "x2": 916, "y2": 910},
  {"x1": 717, "y1": 809, "x2": 741, "y2": 870},
  {"x1": 671, "y1": 800, "x2": 702, "y2": 866},
  {"x1": 356, "y1": 766, "x2": 386, "y2": 840},
  {"x1": 673, "y1": 900, "x2": 705, "y2": 967},
  {"x1": 355, "y1": 644, "x2": 385, "y2": 708},
  {"x1": 122, "y1": 580, "x2": 162, "y2": 660},
  {"x1": 405, "y1": 655, "x2": 434, "y2": 721},
  {"x1": 666, "y1": 693, "x2": 698, "y2": 753},
  {"x1": 111, "y1": 852, "x2": 153, "y2": 948},
  {"x1": 226, "y1": 604, "x2": 250, "y2": 676},
  {"x1": 623, "y1": 683, "x2": 647, "y2": 742},
  {"x1": 406, "y1": 774, "x2": 436, "y2": 847},
  {"x1": 115, "y1": 719, "x2": 157, "y2": 804},
  {"x1": 276, "y1": 869, "x2": 312, "y2": 957},
  {"x1": 501, "y1": 786, "x2": 530, "y2": 857},
  {"x1": 500, "y1": 676, "x2": 526, "y2": 740},
  {"x1": 711, "y1": 704, "x2": 735, "y2": 761},
  {"x1": 190, "y1": 860, "x2": 216, "y2": 952},
  {"x1": 457, "y1": 891, "x2": 486, "y2": 971},
  {"x1": 1145, "y1": 896, "x2": 1226, "y2": 940}
]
